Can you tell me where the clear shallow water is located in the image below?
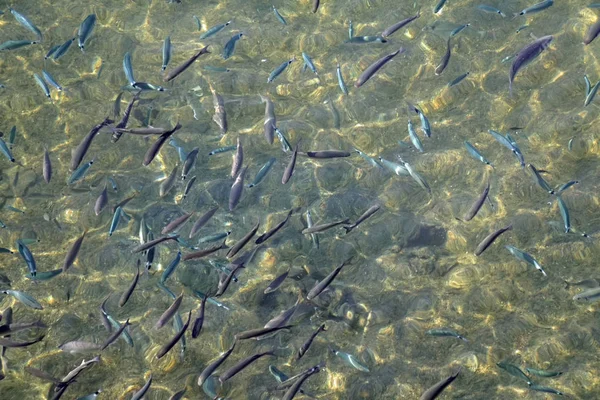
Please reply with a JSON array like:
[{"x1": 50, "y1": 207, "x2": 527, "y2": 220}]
[{"x1": 0, "y1": 0, "x2": 600, "y2": 399}]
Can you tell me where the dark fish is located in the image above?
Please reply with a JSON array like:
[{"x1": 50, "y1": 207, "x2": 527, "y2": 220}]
[
  {"x1": 132, "y1": 235, "x2": 178, "y2": 254},
  {"x1": 223, "y1": 33, "x2": 243, "y2": 59},
  {"x1": 226, "y1": 220, "x2": 260, "y2": 258},
  {"x1": 43, "y1": 148, "x2": 52, "y2": 183},
  {"x1": 59, "y1": 355, "x2": 101, "y2": 387},
  {"x1": 182, "y1": 147, "x2": 199, "y2": 180},
  {"x1": 529, "y1": 164, "x2": 554, "y2": 194},
  {"x1": 268, "y1": 57, "x2": 295, "y2": 83},
  {"x1": 215, "y1": 263, "x2": 245, "y2": 297},
  {"x1": 94, "y1": 184, "x2": 108, "y2": 215},
  {"x1": 282, "y1": 140, "x2": 300, "y2": 184},
  {"x1": 256, "y1": 209, "x2": 293, "y2": 244},
  {"x1": 585, "y1": 20, "x2": 600, "y2": 45},
  {"x1": 462, "y1": 179, "x2": 490, "y2": 221},
  {"x1": 419, "y1": 367, "x2": 461, "y2": 400},
  {"x1": 231, "y1": 137, "x2": 243, "y2": 178},
  {"x1": 155, "y1": 292, "x2": 184, "y2": 329},
  {"x1": 156, "y1": 311, "x2": 191, "y2": 359},
  {"x1": 435, "y1": 37, "x2": 452, "y2": 75},
  {"x1": 235, "y1": 324, "x2": 293, "y2": 340},
  {"x1": 71, "y1": 117, "x2": 113, "y2": 171},
  {"x1": 509, "y1": 35, "x2": 553, "y2": 95},
  {"x1": 62, "y1": 230, "x2": 87, "y2": 272},
  {"x1": 191, "y1": 292, "x2": 209, "y2": 338},
  {"x1": 306, "y1": 260, "x2": 349, "y2": 300},
  {"x1": 182, "y1": 241, "x2": 227, "y2": 261},
  {"x1": 114, "y1": 127, "x2": 169, "y2": 135},
  {"x1": 143, "y1": 123, "x2": 182, "y2": 166},
  {"x1": 282, "y1": 363, "x2": 323, "y2": 400},
  {"x1": 131, "y1": 374, "x2": 153, "y2": 400},
  {"x1": 381, "y1": 11, "x2": 421, "y2": 38},
  {"x1": 229, "y1": 166, "x2": 248, "y2": 211},
  {"x1": 197, "y1": 341, "x2": 236, "y2": 387},
  {"x1": 118, "y1": 263, "x2": 140, "y2": 307},
  {"x1": 264, "y1": 269, "x2": 290, "y2": 294},
  {"x1": 182, "y1": 176, "x2": 197, "y2": 199},
  {"x1": 160, "y1": 165, "x2": 178, "y2": 198},
  {"x1": 163, "y1": 46, "x2": 210, "y2": 82},
  {"x1": 297, "y1": 323, "x2": 326, "y2": 359},
  {"x1": 305, "y1": 150, "x2": 351, "y2": 158},
  {"x1": 0, "y1": 335, "x2": 45, "y2": 348},
  {"x1": 101, "y1": 319, "x2": 130, "y2": 350},
  {"x1": 344, "y1": 205, "x2": 380, "y2": 233},
  {"x1": 261, "y1": 95, "x2": 276, "y2": 144},
  {"x1": 475, "y1": 224, "x2": 513, "y2": 256},
  {"x1": 17, "y1": 240, "x2": 36, "y2": 277},
  {"x1": 189, "y1": 207, "x2": 219, "y2": 238},
  {"x1": 112, "y1": 192, "x2": 137, "y2": 213},
  {"x1": 219, "y1": 350, "x2": 276, "y2": 383},
  {"x1": 312, "y1": 0, "x2": 320, "y2": 13},
  {"x1": 162, "y1": 212, "x2": 193, "y2": 235},
  {"x1": 302, "y1": 219, "x2": 350, "y2": 234},
  {"x1": 111, "y1": 93, "x2": 139, "y2": 143},
  {"x1": 497, "y1": 361, "x2": 532, "y2": 385},
  {"x1": 355, "y1": 48, "x2": 404, "y2": 87}
]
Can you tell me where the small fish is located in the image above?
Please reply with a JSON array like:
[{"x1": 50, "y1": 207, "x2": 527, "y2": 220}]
[
  {"x1": 223, "y1": 33, "x2": 243, "y2": 60},
  {"x1": 132, "y1": 234, "x2": 178, "y2": 253},
  {"x1": 434, "y1": 0, "x2": 448, "y2": 14},
  {"x1": 163, "y1": 46, "x2": 210, "y2": 82},
  {"x1": 109, "y1": 207, "x2": 123, "y2": 236},
  {"x1": 208, "y1": 145, "x2": 236, "y2": 156},
  {"x1": 191, "y1": 292, "x2": 210, "y2": 338},
  {"x1": 276, "y1": 127, "x2": 292, "y2": 152},
  {"x1": 273, "y1": 6, "x2": 287, "y2": 25},
  {"x1": 435, "y1": 37, "x2": 452, "y2": 75},
  {"x1": 306, "y1": 150, "x2": 351, "y2": 158},
  {"x1": 200, "y1": 21, "x2": 231, "y2": 39},
  {"x1": 268, "y1": 57, "x2": 295, "y2": 83},
  {"x1": 516, "y1": 0, "x2": 554, "y2": 16},
  {"x1": 555, "y1": 180, "x2": 578, "y2": 194},
  {"x1": 8, "y1": 126, "x2": 17, "y2": 149},
  {"x1": 53, "y1": 37, "x2": 75, "y2": 60},
  {"x1": 63, "y1": 230, "x2": 86, "y2": 272},
  {"x1": 101, "y1": 319, "x2": 131, "y2": 350},
  {"x1": 2, "y1": 289, "x2": 43, "y2": 309},
  {"x1": 302, "y1": 52, "x2": 318, "y2": 75},
  {"x1": 119, "y1": 263, "x2": 140, "y2": 307},
  {"x1": 529, "y1": 385, "x2": 563, "y2": 396},
  {"x1": 408, "y1": 120, "x2": 424, "y2": 152},
  {"x1": 0, "y1": 39, "x2": 38, "y2": 51},
  {"x1": 529, "y1": 164, "x2": 554, "y2": 194},
  {"x1": 231, "y1": 138, "x2": 243, "y2": 178},
  {"x1": 44, "y1": 43, "x2": 60, "y2": 59},
  {"x1": 144, "y1": 123, "x2": 182, "y2": 166},
  {"x1": 573, "y1": 287, "x2": 600, "y2": 302},
  {"x1": 282, "y1": 140, "x2": 300, "y2": 184},
  {"x1": 349, "y1": 20, "x2": 354, "y2": 39},
  {"x1": 42, "y1": 70, "x2": 63, "y2": 92},
  {"x1": 264, "y1": 269, "x2": 290, "y2": 294},
  {"x1": 556, "y1": 196, "x2": 571, "y2": 233},
  {"x1": 307, "y1": 260, "x2": 349, "y2": 300},
  {"x1": 34, "y1": 73, "x2": 51, "y2": 98},
  {"x1": 344, "y1": 205, "x2": 381, "y2": 233},
  {"x1": 505, "y1": 245, "x2": 546, "y2": 276},
  {"x1": 346, "y1": 36, "x2": 387, "y2": 43},
  {"x1": 219, "y1": 350, "x2": 276, "y2": 383},
  {"x1": 403, "y1": 160, "x2": 431, "y2": 193},
  {"x1": 477, "y1": 4, "x2": 506, "y2": 17},
  {"x1": 235, "y1": 325, "x2": 292, "y2": 340},
  {"x1": 497, "y1": 361, "x2": 532, "y2": 385},
  {"x1": 197, "y1": 342, "x2": 236, "y2": 387},
  {"x1": 162, "y1": 36, "x2": 171, "y2": 71},
  {"x1": 211, "y1": 88, "x2": 228, "y2": 134},
  {"x1": 78, "y1": 14, "x2": 96, "y2": 51},
  {"x1": 9, "y1": 8, "x2": 43, "y2": 41},
  {"x1": 17, "y1": 240, "x2": 36, "y2": 277},
  {"x1": 261, "y1": 95, "x2": 277, "y2": 144},
  {"x1": 426, "y1": 328, "x2": 468, "y2": 342},
  {"x1": 256, "y1": 209, "x2": 293, "y2": 244},
  {"x1": 450, "y1": 23, "x2": 470, "y2": 37},
  {"x1": 420, "y1": 368, "x2": 461, "y2": 400},
  {"x1": 298, "y1": 324, "x2": 326, "y2": 359},
  {"x1": 381, "y1": 10, "x2": 421, "y2": 38},
  {"x1": 68, "y1": 159, "x2": 94, "y2": 185},
  {"x1": 229, "y1": 166, "x2": 248, "y2": 211},
  {"x1": 464, "y1": 141, "x2": 493, "y2": 167},
  {"x1": 227, "y1": 220, "x2": 259, "y2": 258},
  {"x1": 337, "y1": 63, "x2": 349, "y2": 94},
  {"x1": 516, "y1": 24, "x2": 529, "y2": 33},
  {"x1": 509, "y1": 35, "x2": 553, "y2": 95},
  {"x1": 448, "y1": 72, "x2": 470, "y2": 87},
  {"x1": 475, "y1": 224, "x2": 512, "y2": 256},
  {"x1": 0, "y1": 138, "x2": 15, "y2": 162},
  {"x1": 525, "y1": 367, "x2": 563, "y2": 378},
  {"x1": 355, "y1": 48, "x2": 404, "y2": 87},
  {"x1": 155, "y1": 293, "x2": 184, "y2": 329},
  {"x1": 248, "y1": 157, "x2": 276, "y2": 188},
  {"x1": 585, "y1": 80, "x2": 600, "y2": 106},
  {"x1": 379, "y1": 157, "x2": 409, "y2": 176},
  {"x1": 156, "y1": 311, "x2": 191, "y2": 359},
  {"x1": 161, "y1": 251, "x2": 182, "y2": 285},
  {"x1": 330, "y1": 347, "x2": 370, "y2": 372}
]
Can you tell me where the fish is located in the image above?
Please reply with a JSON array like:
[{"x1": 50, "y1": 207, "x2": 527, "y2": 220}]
[
  {"x1": 197, "y1": 342, "x2": 236, "y2": 387},
  {"x1": 78, "y1": 14, "x2": 96, "y2": 51},
  {"x1": 585, "y1": 80, "x2": 600, "y2": 106},
  {"x1": 403, "y1": 160, "x2": 431, "y2": 193},
  {"x1": 2, "y1": 289, "x2": 43, "y2": 309},
  {"x1": 464, "y1": 141, "x2": 493, "y2": 167},
  {"x1": 302, "y1": 52, "x2": 318, "y2": 75},
  {"x1": 256, "y1": 209, "x2": 293, "y2": 244},
  {"x1": 215, "y1": 263, "x2": 245, "y2": 297},
  {"x1": 42, "y1": 70, "x2": 64, "y2": 92},
  {"x1": 143, "y1": 123, "x2": 182, "y2": 166},
  {"x1": 434, "y1": 0, "x2": 447, "y2": 13},
  {"x1": 276, "y1": 127, "x2": 293, "y2": 152},
  {"x1": 585, "y1": 20, "x2": 600, "y2": 45},
  {"x1": 219, "y1": 350, "x2": 276, "y2": 383},
  {"x1": 229, "y1": 166, "x2": 248, "y2": 211},
  {"x1": 435, "y1": 37, "x2": 452, "y2": 75},
  {"x1": 462, "y1": 179, "x2": 491, "y2": 221},
  {"x1": 420, "y1": 367, "x2": 462, "y2": 400},
  {"x1": 119, "y1": 263, "x2": 140, "y2": 307},
  {"x1": 297, "y1": 323, "x2": 326, "y2": 359},
  {"x1": 381, "y1": 10, "x2": 421, "y2": 38},
  {"x1": 557, "y1": 196, "x2": 571, "y2": 233},
  {"x1": 9, "y1": 8, "x2": 43, "y2": 41},
  {"x1": 71, "y1": 117, "x2": 113, "y2": 171},
  {"x1": 330, "y1": 347, "x2": 370, "y2": 372},
  {"x1": 189, "y1": 207, "x2": 219, "y2": 238},
  {"x1": 475, "y1": 224, "x2": 512, "y2": 256},
  {"x1": 509, "y1": 35, "x2": 553, "y2": 95},
  {"x1": 132, "y1": 235, "x2": 178, "y2": 253},
  {"x1": 525, "y1": 367, "x2": 563, "y2": 378},
  {"x1": 261, "y1": 95, "x2": 277, "y2": 144},
  {"x1": 281, "y1": 363, "x2": 323, "y2": 400},
  {"x1": 273, "y1": 6, "x2": 287, "y2": 25},
  {"x1": 497, "y1": 361, "x2": 532, "y2": 385},
  {"x1": 307, "y1": 260, "x2": 349, "y2": 300},
  {"x1": 62, "y1": 230, "x2": 87, "y2": 272},
  {"x1": 268, "y1": 57, "x2": 295, "y2": 83},
  {"x1": 516, "y1": 0, "x2": 554, "y2": 16},
  {"x1": 355, "y1": 48, "x2": 404, "y2": 87},
  {"x1": 0, "y1": 335, "x2": 45, "y2": 348},
  {"x1": 231, "y1": 138, "x2": 243, "y2": 178},
  {"x1": 131, "y1": 374, "x2": 153, "y2": 399},
  {"x1": 161, "y1": 251, "x2": 182, "y2": 284},
  {"x1": 305, "y1": 150, "x2": 351, "y2": 158},
  {"x1": 505, "y1": 245, "x2": 546, "y2": 276},
  {"x1": 223, "y1": 33, "x2": 243, "y2": 59},
  {"x1": 346, "y1": 36, "x2": 387, "y2": 43},
  {"x1": 573, "y1": 287, "x2": 600, "y2": 301},
  {"x1": 344, "y1": 205, "x2": 381, "y2": 233},
  {"x1": 68, "y1": 159, "x2": 94, "y2": 185},
  {"x1": 306, "y1": 210, "x2": 320, "y2": 248},
  {"x1": 0, "y1": 40, "x2": 38, "y2": 51},
  {"x1": 426, "y1": 328, "x2": 468, "y2": 342},
  {"x1": 59, "y1": 341, "x2": 101, "y2": 354},
  {"x1": 44, "y1": 43, "x2": 60, "y2": 59},
  {"x1": 312, "y1": 0, "x2": 320, "y2": 12},
  {"x1": 477, "y1": 4, "x2": 506, "y2": 17},
  {"x1": 302, "y1": 219, "x2": 350, "y2": 234},
  {"x1": 162, "y1": 36, "x2": 171, "y2": 71},
  {"x1": 162, "y1": 212, "x2": 194, "y2": 235},
  {"x1": 34, "y1": 73, "x2": 50, "y2": 98},
  {"x1": 264, "y1": 269, "x2": 290, "y2": 294},
  {"x1": 182, "y1": 147, "x2": 199, "y2": 180},
  {"x1": 156, "y1": 311, "x2": 191, "y2": 359},
  {"x1": 123, "y1": 52, "x2": 136, "y2": 86},
  {"x1": 556, "y1": 180, "x2": 578, "y2": 194},
  {"x1": 337, "y1": 63, "x2": 349, "y2": 94},
  {"x1": 235, "y1": 325, "x2": 293, "y2": 340},
  {"x1": 191, "y1": 292, "x2": 209, "y2": 338},
  {"x1": 529, "y1": 385, "x2": 564, "y2": 396},
  {"x1": 182, "y1": 241, "x2": 227, "y2": 261},
  {"x1": 226, "y1": 220, "x2": 260, "y2": 258},
  {"x1": 448, "y1": 72, "x2": 470, "y2": 87},
  {"x1": 0, "y1": 138, "x2": 15, "y2": 162},
  {"x1": 160, "y1": 165, "x2": 178, "y2": 198},
  {"x1": 154, "y1": 292, "x2": 184, "y2": 329},
  {"x1": 101, "y1": 319, "x2": 130, "y2": 350},
  {"x1": 111, "y1": 93, "x2": 139, "y2": 143},
  {"x1": 200, "y1": 21, "x2": 231, "y2": 39},
  {"x1": 109, "y1": 207, "x2": 123, "y2": 236},
  {"x1": 529, "y1": 164, "x2": 554, "y2": 194},
  {"x1": 408, "y1": 119, "x2": 424, "y2": 152},
  {"x1": 249, "y1": 157, "x2": 276, "y2": 188},
  {"x1": 282, "y1": 140, "x2": 300, "y2": 184},
  {"x1": 17, "y1": 240, "x2": 36, "y2": 277},
  {"x1": 163, "y1": 46, "x2": 210, "y2": 82},
  {"x1": 211, "y1": 88, "x2": 227, "y2": 134}
]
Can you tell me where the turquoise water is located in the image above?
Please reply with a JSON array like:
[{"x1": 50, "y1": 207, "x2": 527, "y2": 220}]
[{"x1": 1, "y1": 0, "x2": 600, "y2": 399}]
